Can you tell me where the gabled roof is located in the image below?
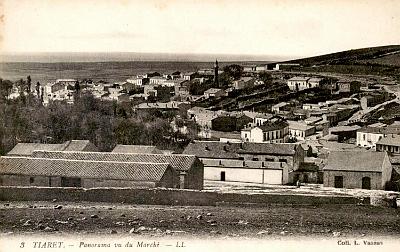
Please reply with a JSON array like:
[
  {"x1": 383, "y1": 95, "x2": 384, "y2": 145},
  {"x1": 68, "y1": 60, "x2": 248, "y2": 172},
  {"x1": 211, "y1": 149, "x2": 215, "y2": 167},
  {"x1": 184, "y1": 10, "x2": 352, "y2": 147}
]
[
  {"x1": 31, "y1": 151, "x2": 198, "y2": 172},
  {"x1": 112, "y1": 145, "x2": 163, "y2": 154},
  {"x1": 0, "y1": 156, "x2": 171, "y2": 182},
  {"x1": 7, "y1": 140, "x2": 98, "y2": 156},
  {"x1": 323, "y1": 151, "x2": 388, "y2": 172},
  {"x1": 182, "y1": 141, "x2": 300, "y2": 159}
]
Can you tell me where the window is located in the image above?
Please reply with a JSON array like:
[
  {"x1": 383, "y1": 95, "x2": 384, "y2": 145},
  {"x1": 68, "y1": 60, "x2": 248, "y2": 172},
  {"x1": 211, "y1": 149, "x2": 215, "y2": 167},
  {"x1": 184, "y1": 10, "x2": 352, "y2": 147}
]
[
  {"x1": 252, "y1": 157, "x2": 259, "y2": 161},
  {"x1": 29, "y1": 177, "x2": 35, "y2": 184},
  {"x1": 363, "y1": 134, "x2": 366, "y2": 141},
  {"x1": 279, "y1": 158, "x2": 287, "y2": 163}
]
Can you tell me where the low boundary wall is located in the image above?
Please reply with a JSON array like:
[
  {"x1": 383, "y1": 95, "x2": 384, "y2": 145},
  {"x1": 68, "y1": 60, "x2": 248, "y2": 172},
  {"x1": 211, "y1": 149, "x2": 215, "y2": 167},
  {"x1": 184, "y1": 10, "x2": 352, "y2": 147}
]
[{"x1": 0, "y1": 186, "x2": 371, "y2": 206}]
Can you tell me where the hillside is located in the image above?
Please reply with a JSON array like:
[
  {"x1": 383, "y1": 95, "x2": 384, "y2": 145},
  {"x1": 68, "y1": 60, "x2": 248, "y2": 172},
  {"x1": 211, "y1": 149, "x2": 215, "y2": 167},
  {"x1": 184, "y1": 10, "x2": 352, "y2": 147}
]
[
  {"x1": 278, "y1": 45, "x2": 400, "y2": 77},
  {"x1": 286, "y1": 45, "x2": 400, "y2": 67}
]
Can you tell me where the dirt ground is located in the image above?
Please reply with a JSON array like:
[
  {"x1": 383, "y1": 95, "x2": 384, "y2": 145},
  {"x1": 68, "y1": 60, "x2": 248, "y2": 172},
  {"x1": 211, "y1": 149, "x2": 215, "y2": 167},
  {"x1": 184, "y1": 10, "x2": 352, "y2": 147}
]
[{"x1": 0, "y1": 201, "x2": 399, "y2": 239}]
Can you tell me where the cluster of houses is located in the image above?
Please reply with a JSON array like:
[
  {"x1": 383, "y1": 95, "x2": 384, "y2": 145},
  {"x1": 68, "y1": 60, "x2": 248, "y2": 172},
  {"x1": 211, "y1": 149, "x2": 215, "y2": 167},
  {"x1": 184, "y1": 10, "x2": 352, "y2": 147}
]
[
  {"x1": 1, "y1": 136, "x2": 398, "y2": 191},
  {"x1": 3, "y1": 61, "x2": 400, "y2": 193}
]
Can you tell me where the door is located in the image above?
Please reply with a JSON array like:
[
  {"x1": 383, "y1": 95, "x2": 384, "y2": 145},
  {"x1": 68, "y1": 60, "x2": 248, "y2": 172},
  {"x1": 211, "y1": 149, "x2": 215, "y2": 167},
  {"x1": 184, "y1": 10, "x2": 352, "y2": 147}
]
[
  {"x1": 61, "y1": 177, "x2": 82, "y2": 187},
  {"x1": 334, "y1": 176, "x2": 343, "y2": 188},
  {"x1": 220, "y1": 172, "x2": 226, "y2": 181},
  {"x1": 362, "y1": 177, "x2": 371, "y2": 190},
  {"x1": 303, "y1": 174, "x2": 309, "y2": 183}
]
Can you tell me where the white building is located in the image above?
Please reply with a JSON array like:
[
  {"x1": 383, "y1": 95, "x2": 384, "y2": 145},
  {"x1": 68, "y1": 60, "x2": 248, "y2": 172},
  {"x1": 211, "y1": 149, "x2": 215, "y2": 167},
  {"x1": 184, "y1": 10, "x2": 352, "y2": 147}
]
[
  {"x1": 307, "y1": 78, "x2": 323, "y2": 88},
  {"x1": 287, "y1": 77, "x2": 310, "y2": 91},
  {"x1": 241, "y1": 118, "x2": 289, "y2": 143},
  {"x1": 149, "y1": 76, "x2": 167, "y2": 85},
  {"x1": 163, "y1": 79, "x2": 186, "y2": 87},
  {"x1": 272, "y1": 102, "x2": 290, "y2": 114},
  {"x1": 356, "y1": 126, "x2": 400, "y2": 149},
  {"x1": 287, "y1": 121, "x2": 316, "y2": 141},
  {"x1": 204, "y1": 88, "x2": 226, "y2": 99},
  {"x1": 126, "y1": 76, "x2": 145, "y2": 86}
]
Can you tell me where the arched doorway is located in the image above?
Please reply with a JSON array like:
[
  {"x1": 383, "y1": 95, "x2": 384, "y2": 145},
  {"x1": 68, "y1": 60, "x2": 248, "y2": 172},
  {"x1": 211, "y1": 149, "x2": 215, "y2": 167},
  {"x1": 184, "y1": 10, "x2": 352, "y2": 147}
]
[{"x1": 362, "y1": 177, "x2": 371, "y2": 190}]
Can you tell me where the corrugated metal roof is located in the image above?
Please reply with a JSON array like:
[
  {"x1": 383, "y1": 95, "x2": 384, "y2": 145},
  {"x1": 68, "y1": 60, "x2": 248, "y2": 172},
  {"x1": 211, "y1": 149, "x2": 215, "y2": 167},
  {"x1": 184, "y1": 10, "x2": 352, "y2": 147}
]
[
  {"x1": 31, "y1": 151, "x2": 197, "y2": 172},
  {"x1": 0, "y1": 156, "x2": 170, "y2": 182}
]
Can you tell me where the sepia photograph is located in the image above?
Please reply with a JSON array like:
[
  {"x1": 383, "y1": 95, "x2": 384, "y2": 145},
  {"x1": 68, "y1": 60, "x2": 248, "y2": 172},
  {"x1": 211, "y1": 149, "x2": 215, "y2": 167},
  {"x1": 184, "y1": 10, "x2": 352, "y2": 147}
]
[{"x1": 0, "y1": 0, "x2": 400, "y2": 251}]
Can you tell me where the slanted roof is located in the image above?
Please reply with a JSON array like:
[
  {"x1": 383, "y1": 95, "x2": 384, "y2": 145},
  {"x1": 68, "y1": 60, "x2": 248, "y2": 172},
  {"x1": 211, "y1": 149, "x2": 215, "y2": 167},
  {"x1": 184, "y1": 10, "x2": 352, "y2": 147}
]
[
  {"x1": 323, "y1": 151, "x2": 388, "y2": 172},
  {"x1": 358, "y1": 126, "x2": 400, "y2": 134},
  {"x1": 0, "y1": 156, "x2": 170, "y2": 182},
  {"x1": 112, "y1": 145, "x2": 162, "y2": 154},
  {"x1": 376, "y1": 134, "x2": 400, "y2": 146},
  {"x1": 288, "y1": 121, "x2": 315, "y2": 131},
  {"x1": 31, "y1": 151, "x2": 198, "y2": 172},
  {"x1": 259, "y1": 120, "x2": 289, "y2": 132},
  {"x1": 182, "y1": 141, "x2": 299, "y2": 159},
  {"x1": 204, "y1": 88, "x2": 223, "y2": 94},
  {"x1": 64, "y1": 140, "x2": 98, "y2": 152},
  {"x1": 308, "y1": 77, "x2": 323, "y2": 82},
  {"x1": 288, "y1": 77, "x2": 310, "y2": 81},
  {"x1": 238, "y1": 143, "x2": 298, "y2": 155},
  {"x1": 7, "y1": 140, "x2": 98, "y2": 156},
  {"x1": 272, "y1": 102, "x2": 288, "y2": 108},
  {"x1": 7, "y1": 143, "x2": 69, "y2": 156}
]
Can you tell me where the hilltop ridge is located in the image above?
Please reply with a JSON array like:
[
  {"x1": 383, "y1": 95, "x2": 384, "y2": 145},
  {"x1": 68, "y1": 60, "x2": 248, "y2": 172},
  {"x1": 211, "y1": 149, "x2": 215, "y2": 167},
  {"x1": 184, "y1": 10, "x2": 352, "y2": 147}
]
[{"x1": 284, "y1": 45, "x2": 400, "y2": 67}]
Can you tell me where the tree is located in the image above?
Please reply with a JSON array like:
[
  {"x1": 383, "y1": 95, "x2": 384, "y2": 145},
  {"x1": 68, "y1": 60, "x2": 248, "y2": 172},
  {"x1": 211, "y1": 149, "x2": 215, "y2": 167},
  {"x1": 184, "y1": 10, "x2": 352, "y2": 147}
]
[
  {"x1": 218, "y1": 72, "x2": 233, "y2": 88},
  {"x1": 0, "y1": 79, "x2": 13, "y2": 101},
  {"x1": 258, "y1": 71, "x2": 273, "y2": 84},
  {"x1": 35, "y1": 82, "x2": 41, "y2": 97},
  {"x1": 223, "y1": 64, "x2": 244, "y2": 80},
  {"x1": 26, "y1": 75, "x2": 32, "y2": 94},
  {"x1": 74, "y1": 80, "x2": 81, "y2": 100}
]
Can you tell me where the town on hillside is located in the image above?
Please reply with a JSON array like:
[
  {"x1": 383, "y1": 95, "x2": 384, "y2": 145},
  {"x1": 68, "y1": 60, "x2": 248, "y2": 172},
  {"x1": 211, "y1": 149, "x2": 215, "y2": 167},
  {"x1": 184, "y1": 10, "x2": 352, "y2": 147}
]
[
  {"x1": 1, "y1": 48, "x2": 400, "y2": 239},
  {"x1": 2, "y1": 57, "x2": 400, "y2": 192}
]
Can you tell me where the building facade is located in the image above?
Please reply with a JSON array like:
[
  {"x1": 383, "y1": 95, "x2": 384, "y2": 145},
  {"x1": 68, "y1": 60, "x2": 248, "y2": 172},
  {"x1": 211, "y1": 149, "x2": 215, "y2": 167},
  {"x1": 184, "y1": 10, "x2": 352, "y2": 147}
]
[{"x1": 323, "y1": 151, "x2": 392, "y2": 190}]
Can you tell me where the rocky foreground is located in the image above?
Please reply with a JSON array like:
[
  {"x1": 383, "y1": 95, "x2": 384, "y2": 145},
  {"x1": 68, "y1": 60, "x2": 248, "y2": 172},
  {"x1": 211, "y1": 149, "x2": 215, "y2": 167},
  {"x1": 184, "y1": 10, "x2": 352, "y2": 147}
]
[{"x1": 0, "y1": 201, "x2": 399, "y2": 239}]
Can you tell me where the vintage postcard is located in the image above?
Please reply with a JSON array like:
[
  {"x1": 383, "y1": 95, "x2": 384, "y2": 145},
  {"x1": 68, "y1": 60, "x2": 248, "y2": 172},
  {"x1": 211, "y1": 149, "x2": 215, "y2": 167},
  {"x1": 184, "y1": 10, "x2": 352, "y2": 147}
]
[{"x1": 0, "y1": 0, "x2": 400, "y2": 251}]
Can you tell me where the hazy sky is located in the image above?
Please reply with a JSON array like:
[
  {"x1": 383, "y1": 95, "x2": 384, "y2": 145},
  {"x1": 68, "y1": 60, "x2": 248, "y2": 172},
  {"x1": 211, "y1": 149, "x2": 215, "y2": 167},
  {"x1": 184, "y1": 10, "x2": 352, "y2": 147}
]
[{"x1": 1, "y1": 0, "x2": 400, "y2": 58}]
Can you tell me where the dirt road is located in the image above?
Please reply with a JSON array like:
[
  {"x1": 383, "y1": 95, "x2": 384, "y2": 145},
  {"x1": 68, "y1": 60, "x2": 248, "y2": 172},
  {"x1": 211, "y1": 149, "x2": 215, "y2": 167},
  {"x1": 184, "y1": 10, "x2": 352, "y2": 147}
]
[{"x1": 1, "y1": 201, "x2": 399, "y2": 239}]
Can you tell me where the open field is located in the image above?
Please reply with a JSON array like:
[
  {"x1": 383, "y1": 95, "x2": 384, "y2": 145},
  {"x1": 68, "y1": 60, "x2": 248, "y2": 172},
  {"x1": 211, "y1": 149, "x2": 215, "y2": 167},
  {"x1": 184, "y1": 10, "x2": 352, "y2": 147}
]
[{"x1": 0, "y1": 200, "x2": 399, "y2": 239}]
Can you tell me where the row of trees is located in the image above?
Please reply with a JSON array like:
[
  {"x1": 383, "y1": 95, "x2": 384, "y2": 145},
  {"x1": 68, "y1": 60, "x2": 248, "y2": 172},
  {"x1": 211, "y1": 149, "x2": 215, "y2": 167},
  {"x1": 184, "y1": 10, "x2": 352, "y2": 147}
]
[{"x1": 0, "y1": 78, "x2": 197, "y2": 155}]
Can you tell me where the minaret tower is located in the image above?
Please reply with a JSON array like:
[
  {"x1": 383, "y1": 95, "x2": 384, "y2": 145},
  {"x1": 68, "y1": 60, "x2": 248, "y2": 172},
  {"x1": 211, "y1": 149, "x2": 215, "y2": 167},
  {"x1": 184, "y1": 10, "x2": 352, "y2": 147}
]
[{"x1": 214, "y1": 59, "x2": 219, "y2": 87}]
